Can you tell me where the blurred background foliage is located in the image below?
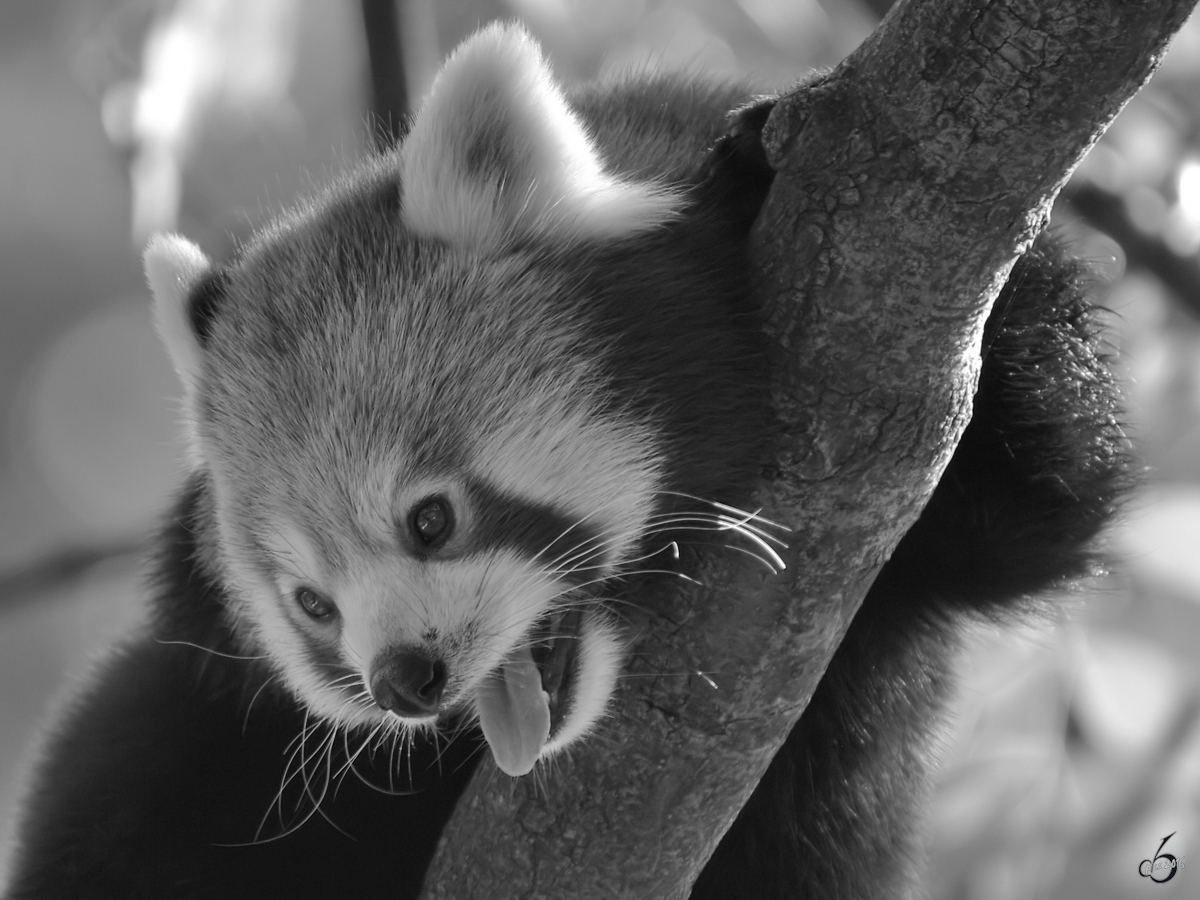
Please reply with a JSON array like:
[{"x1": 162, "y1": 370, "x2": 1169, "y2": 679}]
[{"x1": 1, "y1": 1, "x2": 1198, "y2": 896}]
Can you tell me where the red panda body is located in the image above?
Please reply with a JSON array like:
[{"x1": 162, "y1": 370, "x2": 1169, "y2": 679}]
[{"x1": 4, "y1": 25, "x2": 1129, "y2": 900}]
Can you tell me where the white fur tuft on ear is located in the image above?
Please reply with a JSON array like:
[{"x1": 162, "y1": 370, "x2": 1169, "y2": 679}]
[
  {"x1": 399, "y1": 23, "x2": 681, "y2": 248},
  {"x1": 144, "y1": 233, "x2": 210, "y2": 394}
]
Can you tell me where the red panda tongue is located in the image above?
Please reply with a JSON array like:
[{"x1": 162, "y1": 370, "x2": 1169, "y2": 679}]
[{"x1": 476, "y1": 646, "x2": 551, "y2": 777}]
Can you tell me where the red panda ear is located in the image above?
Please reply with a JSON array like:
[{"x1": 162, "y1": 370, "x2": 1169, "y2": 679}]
[
  {"x1": 144, "y1": 233, "x2": 210, "y2": 396},
  {"x1": 399, "y1": 23, "x2": 680, "y2": 249}
]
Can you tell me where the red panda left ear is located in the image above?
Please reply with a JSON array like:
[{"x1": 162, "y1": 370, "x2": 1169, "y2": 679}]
[
  {"x1": 145, "y1": 234, "x2": 211, "y2": 395},
  {"x1": 399, "y1": 22, "x2": 681, "y2": 249},
  {"x1": 144, "y1": 234, "x2": 213, "y2": 462}
]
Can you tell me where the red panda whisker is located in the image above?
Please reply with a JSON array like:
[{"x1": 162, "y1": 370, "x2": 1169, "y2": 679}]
[
  {"x1": 242, "y1": 676, "x2": 279, "y2": 736},
  {"x1": 244, "y1": 715, "x2": 318, "y2": 846},
  {"x1": 644, "y1": 511, "x2": 789, "y2": 548},
  {"x1": 537, "y1": 534, "x2": 621, "y2": 578},
  {"x1": 154, "y1": 638, "x2": 269, "y2": 661},
  {"x1": 655, "y1": 491, "x2": 792, "y2": 535}
]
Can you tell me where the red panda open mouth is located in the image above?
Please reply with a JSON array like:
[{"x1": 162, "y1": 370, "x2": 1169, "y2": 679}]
[
  {"x1": 530, "y1": 608, "x2": 583, "y2": 727},
  {"x1": 474, "y1": 607, "x2": 583, "y2": 777}
]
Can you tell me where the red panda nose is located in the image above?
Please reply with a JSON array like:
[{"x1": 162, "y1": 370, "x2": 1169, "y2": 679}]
[{"x1": 370, "y1": 649, "x2": 448, "y2": 717}]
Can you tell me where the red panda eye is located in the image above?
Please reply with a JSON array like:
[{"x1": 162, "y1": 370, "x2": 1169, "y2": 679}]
[
  {"x1": 412, "y1": 498, "x2": 452, "y2": 547},
  {"x1": 295, "y1": 587, "x2": 336, "y2": 620}
]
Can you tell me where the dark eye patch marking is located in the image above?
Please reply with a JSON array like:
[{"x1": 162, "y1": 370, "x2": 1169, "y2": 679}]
[
  {"x1": 290, "y1": 619, "x2": 358, "y2": 698},
  {"x1": 465, "y1": 480, "x2": 605, "y2": 586}
]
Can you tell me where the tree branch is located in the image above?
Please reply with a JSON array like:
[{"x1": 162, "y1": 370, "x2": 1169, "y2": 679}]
[
  {"x1": 360, "y1": 0, "x2": 408, "y2": 148},
  {"x1": 421, "y1": 1, "x2": 1197, "y2": 897}
]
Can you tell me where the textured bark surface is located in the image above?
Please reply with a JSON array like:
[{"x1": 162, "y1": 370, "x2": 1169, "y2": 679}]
[{"x1": 422, "y1": 1, "x2": 1197, "y2": 898}]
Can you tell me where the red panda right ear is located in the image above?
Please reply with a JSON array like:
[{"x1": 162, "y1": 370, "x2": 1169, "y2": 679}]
[
  {"x1": 144, "y1": 233, "x2": 211, "y2": 396},
  {"x1": 399, "y1": 22, "x2": 680, "y2": 249}
]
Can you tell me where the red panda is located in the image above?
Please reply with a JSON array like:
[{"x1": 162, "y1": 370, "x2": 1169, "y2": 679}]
[{"x1": 4, "y1": 23, "x2": 1128, "y2": 900}]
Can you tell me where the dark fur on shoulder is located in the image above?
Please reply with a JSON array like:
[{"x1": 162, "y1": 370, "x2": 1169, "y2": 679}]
[{"x1": 6, "y1": 481, "x2": 484, "y2": 899}]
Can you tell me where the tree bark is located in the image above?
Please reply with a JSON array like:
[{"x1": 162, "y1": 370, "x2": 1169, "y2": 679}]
[{"x1": 421, "y1": 1, "x2": 1198, "y2": 897}]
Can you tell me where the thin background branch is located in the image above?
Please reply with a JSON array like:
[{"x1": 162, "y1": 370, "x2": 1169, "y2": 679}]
[{"x1": 360, "y1": 0, "x2": 408, "y2": 148}]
